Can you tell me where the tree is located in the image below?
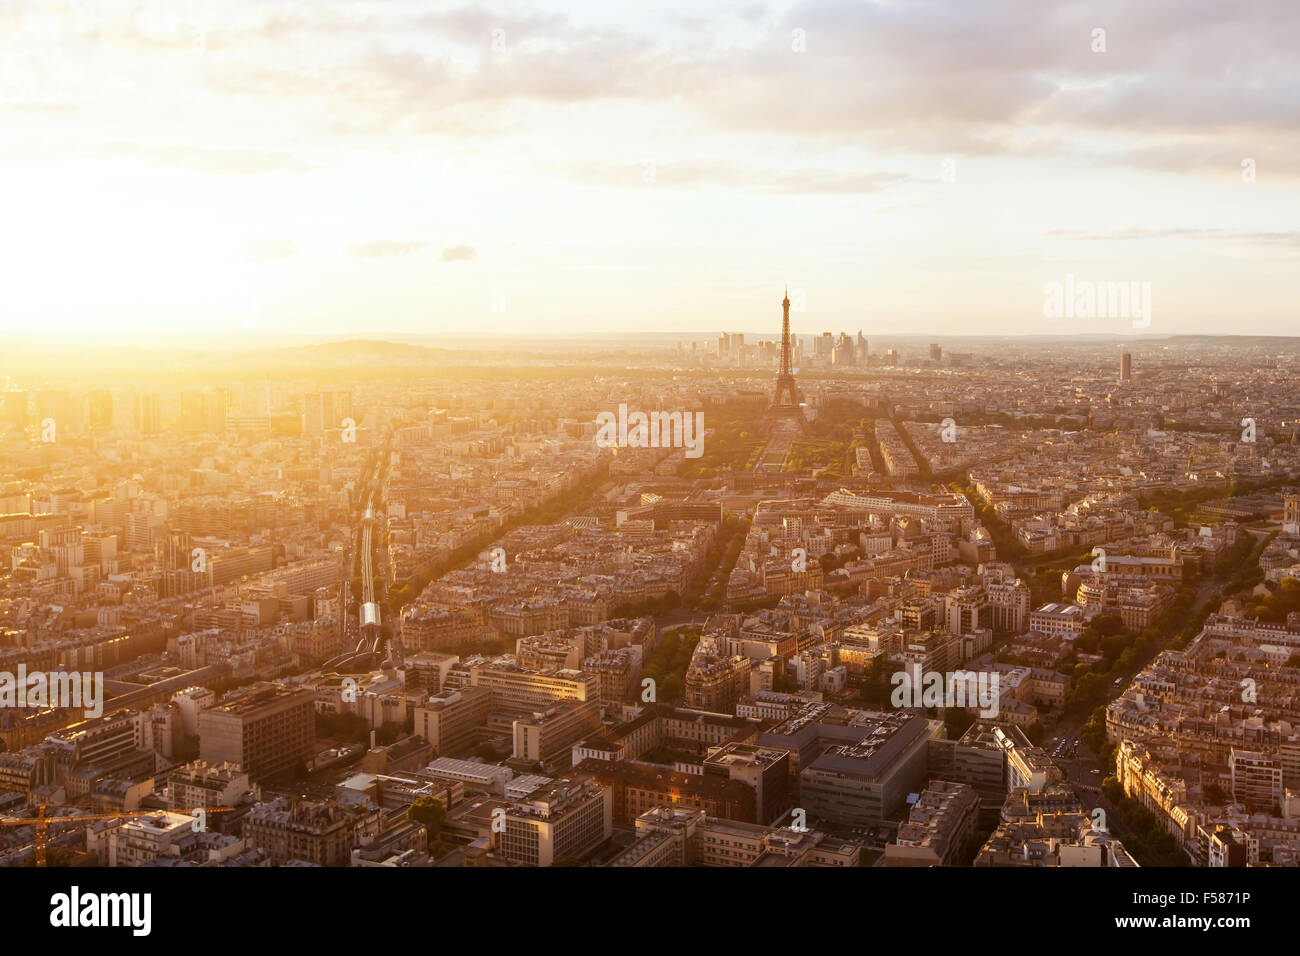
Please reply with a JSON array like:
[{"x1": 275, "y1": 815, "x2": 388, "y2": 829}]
[
  {"x1": 407, "y1": 796, "x2": 446, "y2": 838},
  {"x1": 1090, "y1": 613, "x2": 1125, "y2": 638}
]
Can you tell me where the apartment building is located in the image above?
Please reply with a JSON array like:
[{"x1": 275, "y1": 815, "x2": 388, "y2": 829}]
[
  {"x1": 703, "y1": 742, "x2": 793, "y2": 825},
  {"x1": 413, "y1": 686, "x2": 494, "y2": 757},
  {"x1": 469, "y1": 663, "x2": 599, "y2": 708},
  {"x1": 166, "y1": 760, "x2": 252, "y2": 811},
  {"x1": 1230, "y1": 749, "x2": 1285, "y2": 813},
  {"x1": 497, "y1": 778, "x2": 612, "y2": 867},
  {"x1": 243, "y1": 798, "x2": 364, "y2": 867},
  {"x1": 797, "y1": 712, "x2": 935, "y2": 826},
  {"x1": 609, "y1": 811, "x2": 861, "y2": 868},
  {"x1": 1028, "y1": 603, "x2": 1086, "y2": 639},
  {"x1": 400, "y1": 603, "x2": 485, "y2": 652},
  {"x1": 575, "y1": 757, "x2": 759, "y2": 826},
  {"x1": 885, "y1": 780, "x2": 979, "y2": 866},
  {"x1": 581, "y1": 647, "x2": 643, "y2": 706},
  {"x1": 976, "y1": 807, "x2": 1138, "y2": 867},
  {"x1": 986, "y1": 579, "x2": 1031, "y2": 634},
  {"x1": 683, "y1": 637, "x2": 752, "y2": 714},
  {"x1": 512, "y1": 699, "x2": 603, "y2": 765},
  {"x1": 109, "y1": 811, "x2": 211, "y2": 867},
  {"x1": 198, "y1": 683, "x2": 314, "y2": 783},
  {"x1": 418, "y1": 757, "x2": 513, "y2": 796}
]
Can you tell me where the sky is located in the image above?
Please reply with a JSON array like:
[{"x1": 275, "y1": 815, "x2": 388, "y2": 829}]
[{"x1": 0, "y1": 0, "x2": 1298, "y2": 340}]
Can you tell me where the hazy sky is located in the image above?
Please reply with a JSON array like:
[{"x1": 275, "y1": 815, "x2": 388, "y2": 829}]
[{"x1": 2, "y1": 0, "x2": 1298, "y2": 339}]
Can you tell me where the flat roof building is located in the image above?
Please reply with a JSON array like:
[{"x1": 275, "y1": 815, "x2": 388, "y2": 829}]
[
  {"x1": 497, "y1": 777, "x2": 612, "y2": 867},
  {"x1": 198, "y1": 683, "x2": 314, "y2": 783}
]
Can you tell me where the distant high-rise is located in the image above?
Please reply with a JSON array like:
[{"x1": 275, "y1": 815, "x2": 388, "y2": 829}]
[
  {"x1": 134, "y1": 392, "x2": 161, "y2": 435},
  {"x1": 1120, "y1": 352, "x2": 1132, "y2": 382},
  {"x1": 930, "y1": 343, "x2": 942, "y2": 362},
  {"x1": 206, "y1": 390, "x2": 229, "y2": 434},
  {"x1": 303, "y1": 389, "x2": 350, "y2": 433},
  {"x1": 832, "y1": 332, "x2": 855, "y2": 366},
  {"x1": 36, "y1": 390, "x2": 77, "y2": 433},
  {"x1": 180, "y1": 390, "x2": 206, "y2": 433},
  {"x1": 2, "y1": 390, "x2": 28, "y2": 429},
  {"x1": 83, "y1": 389, "x2": 114, "y2": 434}
]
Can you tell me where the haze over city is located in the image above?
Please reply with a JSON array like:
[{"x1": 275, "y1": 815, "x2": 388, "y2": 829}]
[{"x1": 0, "y1": 0, "x2": 1296, "y2": 939}]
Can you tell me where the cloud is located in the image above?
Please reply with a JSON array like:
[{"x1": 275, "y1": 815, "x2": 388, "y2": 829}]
[
  {"x1": 10, "y1": 0, "x2": 1300, "y2": 179},
  {"x1": 440, "y1": 245, "x2": 476, "y2": 261},
  {"x1": 350, "y1": 241, "x2": 430, "y2": 258},
  {"x1": 540, "y1": 158, "x2": 910, "y2": 194},
  {"x1": 1047, "y1": 228, "x2": 1300, "y2": 247},
  {"x1": 0, "y1": 137, "x2": 312, "y2": 174},
  {"x1": 240, "y1": 238, "x2": 299, "y2": 261},
  {"x1": 409, "y1": 7, "x2": 574, "y2": 46}
]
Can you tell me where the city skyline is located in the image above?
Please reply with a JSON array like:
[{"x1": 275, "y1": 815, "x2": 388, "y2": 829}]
[
  {"x1": 0, "y1": 285, "x2": 1298, "y2": 894},
  {"x1": 0, "y1": 0, "x2": 1295, "y2": 927}
]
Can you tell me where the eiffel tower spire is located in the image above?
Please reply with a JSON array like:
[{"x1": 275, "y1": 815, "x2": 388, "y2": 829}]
[
  {"x1": 769, "y1": 287, "x2": 805, "y2": 428},
  {"x1": 779, "y1": 288, "x2": 793, "y2": 378}
]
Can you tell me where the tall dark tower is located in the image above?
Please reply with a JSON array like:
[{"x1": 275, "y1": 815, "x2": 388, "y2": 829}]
[{"x1": 768, "y1": 287, "x2": 806, "y2": 427}]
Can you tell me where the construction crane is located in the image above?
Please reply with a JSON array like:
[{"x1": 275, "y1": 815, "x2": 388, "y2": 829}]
[{"x1": 0, "y1": 804, "x2": 238, "y2": 867}]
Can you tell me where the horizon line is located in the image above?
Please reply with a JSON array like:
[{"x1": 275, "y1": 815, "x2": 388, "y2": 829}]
[{"x1": 2, "y1": 330, "x2": 1298, "y2": 347}]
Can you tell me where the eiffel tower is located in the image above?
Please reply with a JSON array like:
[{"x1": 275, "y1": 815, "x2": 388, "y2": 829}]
[{"x1": 767, "y1": 287, "x2": 806, "y2": 428}]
